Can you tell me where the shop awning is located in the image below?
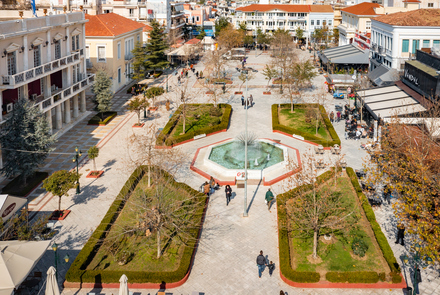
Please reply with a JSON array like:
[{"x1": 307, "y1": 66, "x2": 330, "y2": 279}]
[
  {"x1": 368, "y1": 64, "x2": 399, "y2": 86},
  {"x1": 360, "y1": 85, "x2": 427, "y2": 120},
  {"x1": 319, "y1": 44, "x2": 370, "y2": 65}
]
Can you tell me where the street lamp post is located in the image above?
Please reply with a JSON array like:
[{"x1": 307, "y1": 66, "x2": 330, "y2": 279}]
[
  {"x1": 163, "y1": 65, "x2": 173, "y2": 93},
  {"x1": 243, "y1": 69, "x2": 249, "y2": 217},
  {"x1": 72, "y1": 147, "x2": 82, "y2": 194},
  {"x1": 402, "y1": 244, "x2": 433, "y2": 295},
  {"x1": 51, "y1": 242, "x2": 70, "y2": 281}
]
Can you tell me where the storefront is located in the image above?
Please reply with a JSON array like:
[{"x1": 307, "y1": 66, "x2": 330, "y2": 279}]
[{"x1": 318, "y1": 43, "x2": 370, "y2": 73}]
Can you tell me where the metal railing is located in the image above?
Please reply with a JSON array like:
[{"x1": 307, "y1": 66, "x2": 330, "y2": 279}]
[
  {"x1": 36, "y1": 74, "x2": 95, "y2": 112},
  {"x1": 1, "y1": 51, "x2": 81, "y2": 87},
  {"x1": 125, "y1": 53, "x2": 133, "y2": 61}
]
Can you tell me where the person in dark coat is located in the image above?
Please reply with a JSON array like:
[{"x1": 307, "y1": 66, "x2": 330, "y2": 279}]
[
  {"x1": 395, "y1": 223, "x2": 405, "y2": 246},
  {"x1": 225, "y1": 185, "x2": 232, "y2": 206},
  {"x1": 256, "y1": 250, "x2": 267, "y2": 278},
  {"x1": 241, "y1": 95, "x2": 245, "y2": 106},
  {"x1": 267, "y1": 261, "x2": 275, "y2": 276},
  {"x1": 249, "y1": 94, "x2": 253, "y2": 107},
  {"x1": 330, "y1": 111, "x2": 335, "y2": 123}
]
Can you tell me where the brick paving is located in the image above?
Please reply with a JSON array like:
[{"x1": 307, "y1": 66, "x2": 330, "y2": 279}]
[{"x1": 14, "y1": 50, "x2": 439, "y2": 295}]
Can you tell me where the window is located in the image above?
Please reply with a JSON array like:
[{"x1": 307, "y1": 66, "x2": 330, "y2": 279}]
[
  {"x1": 428, "y1": 3, "x2": 434, "y2": 7},
  {"x1": 328, "y1": 20, "x2": 332, "y2": 26},
  {"x1": 366, "y1": 21, "x2": 371, "y2": 30},
  {"x1": 402, "y1": 39, "x2": 409, "y2": 53},
  {"x1": 317, "y1": 20, "x2": 320, "y2": 26},
  {"x1": 137, "y1": 34, "x2": 140, "y2": 42},
  {"x1": 98, "y1": 45, "x2": 106, "y2": 62},
  {"x1": 33, "y1": 45, "x2": 41, "y2": 67},
  {"x1": 412, "y1": 39, "x2": 420, "y2": 53},
  {"x1": 73, "y1": 64, "x2": 77, "y2": 83},
  {"x1": 311, "y1": 20, "x2": 314, "y2": 26},
  {"x1": 71, "y1": 35, "x2": 80, "y2": 51},
  {"x1": 76, "y1": 64, "x2": 80, "y2": 82},
  {"x1": 129, "y1": 9, "x2": 134, "y2": 17},
  {"x1": 434, "y1": 40, "x2": 440, "y2": 47},
  {"x1": 54, "y1": 42, "x2": 61, "y2": 59},
  {"x1": 7, "y1": 52, "x2": 16, "y2": 75},
  {"x1": 118, "y1": 68, "x2": 121, "y2": 83},
  {"x1": 423, "y1": 39, "x2": 430, "y2": 48},
  {"x1": 117, "y1": 42, "x2": 121, "y2": 59},
  {"x1": 196, "y1": 16, "x2": 200, "y2": 22}
]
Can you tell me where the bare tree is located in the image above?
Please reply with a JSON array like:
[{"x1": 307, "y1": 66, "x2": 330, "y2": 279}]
[
  {"x1": 217, "y1": 23, "x2": 244, "y2": 51},
  {"x1": 204, "y1": 48, "x2": 230, "y2": 79}
]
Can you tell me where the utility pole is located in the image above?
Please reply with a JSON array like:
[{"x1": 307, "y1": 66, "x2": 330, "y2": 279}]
[{"x1": 243, "y1": 70, "x2": 249, "y2": 217}]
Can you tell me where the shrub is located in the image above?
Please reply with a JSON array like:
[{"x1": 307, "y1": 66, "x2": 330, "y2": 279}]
[
  {"x1": 156, "y1": 104, "x2": 232, "y2": 146},
  {"x1": 88, "y1": 112, "x2": 117, "y2": 125},
  {"x1": 326, "y1": 271, "x2": 379, "y2": 283},
  {"x1": 66, "y1": 166, "x2": 208, "y2": 284},
  {"x1": 352, "y1": 236, "x2": 369, "y2": 257},
  {"x1": 271, "y1": 104, "x2": 341, "y2": 147}
]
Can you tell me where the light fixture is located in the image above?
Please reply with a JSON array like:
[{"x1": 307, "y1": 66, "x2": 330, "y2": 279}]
[
  {"x1": 52, "y1": 242, "x2": 58, "y2": 252},
  {"x1": 43, "y1": 41, "x2": 49, "y2": 47},
  {"x1": 52, "y1": 38, "x2": 57, "y2": 44},
  {"x1": 19, "y1": 46, "x2": 25, "y2": 53},
  {"x1": 1, "y1": 49, "x2": 7, "y2": 58},
  {"x1": 64, "y1": 254, "x2": 70, "y2": 263},
  {"x1": 29, "y1": 44, "x2": 35, "y2": 51},
  {"x1": 64, "y1": 36, "x2": 68, "y2": 41}
]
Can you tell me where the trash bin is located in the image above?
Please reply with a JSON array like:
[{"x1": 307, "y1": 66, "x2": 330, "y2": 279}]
[{"x1": 403, "y1": 287, "x2": 412, "y2": 295}]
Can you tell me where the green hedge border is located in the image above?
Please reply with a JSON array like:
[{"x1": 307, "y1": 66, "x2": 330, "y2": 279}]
[
  {"x1": 346, "y1": 167, "x2": 402, "y2": 283},
  {"x1": 277, "y1": 168, "x2": 402, "y2": 284},
  {"x1": 156, "y1": 104, "x2": 232, "y2": 146},
  {"x1": 66, "y1": 166, "x2": 207, "y2": 284},
  {"x1": 271, "y1": 104, "x2": 341, "y2": 147},
  {"x1": 88, "y1": 111, "x2": 118, "y2": 125}
]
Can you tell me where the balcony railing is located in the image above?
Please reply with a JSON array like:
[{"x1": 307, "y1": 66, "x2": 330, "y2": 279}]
[
  {"x1": 1, "y1": 51, "x2": 81, "y2": 87},
  {"x1": 378, "y1": 45, "x2": 385, "y2": 56},
  {"x1": 125, "y1": 53, "x2": 133, "y2": 61},
  {"x1": 36, "y1": 74, "x2": 95, "y2": 112}
]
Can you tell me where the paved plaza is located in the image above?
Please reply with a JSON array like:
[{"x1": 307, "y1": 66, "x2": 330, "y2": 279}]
[{"x1": 19, "y1": 49, "x2": 439, "y2": 295}]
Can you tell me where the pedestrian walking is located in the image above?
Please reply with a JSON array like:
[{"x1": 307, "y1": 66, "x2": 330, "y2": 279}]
[
  {"x1": 177, "y1": 76, "x2": 181, "y2": 84},
  {"x1": 265, "y1": 188, "x2": 275, "y2": 211},
  {"x1": 241, "y1": 95, "x2": 245, "y2": 106},
  {"x1": 256, "y1": 250, "x2": 267, "y2": 278},
  {"x1": 249, "y1": 94, "x2": 253, "y2": 107},
  {"x1": 336, "y1": 111, "x2": 341, "y2": 122},
  {"x1": 395, "y1": 223, "x2": 405, "y2": 246},
  {"x1": 267, "y1": 261, "x2": 275, "y2": 276},
  {"x1": 330, "y1": 111, "x2": 335, "y2": 123},
  {"x1": 209, "y1": 176, "x2": 216, "y2": 194},
  {"x1": 383, "y1": 185, "x2": 391, "y2": 205},
  {"x1": 196, "y1": 71, "x2": 199, "y2": 78},
  {"x1": 225, "y1": 184, "x2": 232, "y2": 206},
  {"x1": 185, "y1": 70, "x2": 188, "y2": 77},
  {"x1": 203, "y1": 181, "x2": 210, "y2": 196}
]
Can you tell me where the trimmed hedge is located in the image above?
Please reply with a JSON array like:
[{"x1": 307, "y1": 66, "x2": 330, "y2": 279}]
[
  {"x1": 277, "y1": 169, "x2": 402, "y2": 284},
  {"x1": 271, "y1": 104, "x2": 341, "y2": 147},
  {"x1": 65, "y1": 166, "x2": 207, "y2": 284},
  {"x1": 156, "y1": 104, "x2": 232, "y2": 146},
  {"x1": 326, "y1": 271, "x2": 379, "y2": 283},
  {"x1": 346, "y1": 167, "x2": 402, "y2": 284},
  {"x1": 277, "y1": 170, "x2": 335, "y2": 283},
  {"x1": 88, "y1": 111, "x2": 118, "y2": 125}
]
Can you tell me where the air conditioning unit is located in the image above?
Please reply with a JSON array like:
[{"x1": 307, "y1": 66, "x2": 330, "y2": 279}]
[
  {"x1": 31, "y1": 93, "x2": 37, "y2": 100},
  {"x1": 6, "y1": 103, "x2": 13, "y2": 113}
]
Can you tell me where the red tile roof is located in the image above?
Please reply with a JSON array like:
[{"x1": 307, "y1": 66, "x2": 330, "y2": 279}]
[
  {"x1": 236, "y1": 4, "x2": 332, "y2": 13},
  {"x1": 403, "y1": 0, "x2": 420, "y2": 2},
  {"x1": 85, "y1": 13, "x2": 145, "y2": 37},
  {"x1": 143, "y1": 24, "x2": 152, "y2": 32},
  {"x1": 374, "y1": 9, "x2": 440, "y2": 26},
  {"x1": 186, "y1": 38, "x2": 201, "y2": 45},
  {"x1": 341, "y1": 2, "x2": 382, "y2": 16}
]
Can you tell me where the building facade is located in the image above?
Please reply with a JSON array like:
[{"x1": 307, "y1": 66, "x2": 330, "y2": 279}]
[
  {"x1": 233, "y1": 4, "x2": 334, "y2": 41},
  {"x1": 85, "y1": 13, "x2": 144, "y2": 93},
  {"x1": 370, "y1": 9, "x2": 440, "y2": 71},
  {"x1": 0, "y1": 11, "x2": 93, "y2": 134}
]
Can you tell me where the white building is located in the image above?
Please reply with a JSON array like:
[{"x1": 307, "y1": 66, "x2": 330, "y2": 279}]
[
  {"x1": 0, "y1": 11, "x2": 93, "y2": 134},
  {"x1": 233, "y1": 4, "x2": 334, "y2": 41},
  {"x1": 370, "y1": 8, "x2": 440, "y2": 71}
]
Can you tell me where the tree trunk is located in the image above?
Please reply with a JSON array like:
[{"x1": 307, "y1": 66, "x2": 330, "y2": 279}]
[
  {"x1": 291, "y1": 99, "x2": 294, "y2": 112},
  {"x1": 157, "y1": 217, "x2": 161, "y2": 259},
  {"x1": 93, "y1": 159, "x2": 96, "y2": 172},
  {"x1": 58, "y1": 196, "x2": 62, "y2": 212},
  {"x1": 137, "y1": 112, "x2": 141, "y2": 125},
  {"x1": 313, "y1": 229, "x2": 319, "y2": 259},
  {"x1": 315, "y1": 111, "x2": 319, "y2": 135},
  {"x1": 147, "y1": 165, "x2": 151, "y2": 188},
  {"x1": 182, "y1": 104, "x2": 186, "y2": 135}
]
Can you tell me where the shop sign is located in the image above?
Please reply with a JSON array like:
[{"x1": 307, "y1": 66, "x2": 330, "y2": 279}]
[{"x1": 404, "y1": 69, "x2": 419, "y2": 86}]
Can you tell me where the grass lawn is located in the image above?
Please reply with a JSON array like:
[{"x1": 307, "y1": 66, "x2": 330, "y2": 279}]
[
  {"x1": 288, "y1": 176, "x2": 388, "y2": 274},
  {"x1": 86, "y1": 171, "x2": 205, "y2": 272},
  {"x1": 172, "y1": 105, "x2": 224, "y2": 136},
  {"x1": 279, "y1": 106, "x2": 331, "y2": 141}
]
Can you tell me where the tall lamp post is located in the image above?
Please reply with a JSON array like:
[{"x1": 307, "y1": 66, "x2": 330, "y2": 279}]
[
  {"x1": 72, "y1": 147, "x2": 82, "y2": 194},
  {"x1": 402, "y1": 244, "x2": 433, "y2": 295},
  {"x1": 51, "y1": 242, "x2": 70, "y2": 281},
  {"x1": 163, "y1": 65, "x2": 173, "y2": 93},
  {"x1": 243, "y1": 69, "x2": 249, "y2": 217}
]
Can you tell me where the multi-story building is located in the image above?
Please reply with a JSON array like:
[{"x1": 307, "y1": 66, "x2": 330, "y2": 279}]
[
  {"x1": 370, "y1": 9, "x2": 440, "y2": 71},
  {"x1": 85, "y1": 13, "x2": 144, "y2": 92},
  {"x1": 337, "y1": 2, "x2": 419, "y2": 46},
  {"x1": 233, "y1": 4, "x2": 334, "y2": 41},
  {"x1": 0, "y1": 11, "x2": 93, "y2": 134}
]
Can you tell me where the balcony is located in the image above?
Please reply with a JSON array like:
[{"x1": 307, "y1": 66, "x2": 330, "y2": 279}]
[
  {"x1": 378, "y1": 45, "x2": 385, "y2": 56},
  {"x1": 171, "y1": 11, "x2": 185, "y2": 17},
  {"x1": 371, "y1": 42, "x2": 378, "y2": 51},
  {"x1": 86, "y1": 60, "x2": 93, "y2": 69},
  {"x1": 125, "y1": 53, "x2": 133, "y2": 61},
  {"x1": 1, "y1": 50, "x2": 83, "y2": 89},
  {"x1": 35, "y1": 74, "x2": 95, "y2": 113},
  {"x1": 170, "y1": 22, "x2": 185, "y2": 29}
]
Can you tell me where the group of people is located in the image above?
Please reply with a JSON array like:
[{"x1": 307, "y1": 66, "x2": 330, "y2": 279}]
[
  {"x1": 256, "y1": 250, "x2": 275, "y2": 278},
  {"x1": 241, "y1": 94, "x2": 254, "y2": 109}
]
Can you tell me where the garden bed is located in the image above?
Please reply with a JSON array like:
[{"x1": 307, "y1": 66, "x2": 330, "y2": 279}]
[
  {"x1": 2, "y1": 171, "x2": 49, "y2": 197},
  {"x1": 66, "y1": 166, "x2": 207, "y2": 285},
  {"x1": 277, "y1": 169, "x2": 402, "y2": 285},
  {"x1": 272, "y1": 104, "x2": 340, "y2": 147},
  {"x1": 156, "y1": 104, "x2": 231, "y2": 147},
  {"x1": 88, "y1": 111, "x2": 118, "y2": 126},
  {"x1": 208, "y1": 78, "x2": 233, "y2": 84},
  {"x1": 86, "y1": 171, "x2": 104, "y2": 178}
]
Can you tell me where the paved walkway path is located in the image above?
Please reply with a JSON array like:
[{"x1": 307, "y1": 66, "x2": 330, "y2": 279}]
[{"x1": 20, "y1": 49, "x2": 439, "y2": 295}]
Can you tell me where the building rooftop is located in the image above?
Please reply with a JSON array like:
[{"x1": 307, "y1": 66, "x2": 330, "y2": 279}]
[
  {"x1": 85, "y1": 13, "x2": 145, "y2": 37},
  {"x1": 235, "y1": 4, "x2": 333, "y2": 13},
  {"x1": 373, "y1": 9, "x2": 440, "y2": 26},
  {"x1": 341, "y1": 2, "x2": 382, "y2": 16}
]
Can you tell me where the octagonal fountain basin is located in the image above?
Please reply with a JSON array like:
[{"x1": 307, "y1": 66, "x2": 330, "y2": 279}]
[{"x1": 191, "y1": 138, "x2": 299, "y2": 185}]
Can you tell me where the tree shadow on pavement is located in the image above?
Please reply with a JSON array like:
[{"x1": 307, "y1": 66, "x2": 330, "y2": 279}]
[
  {"x1": 68, "y1": 183, "x2": 106, "y2": 209},
  {"x1": 102, "y1": 158, "x2": 117, "y2": 172}
]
